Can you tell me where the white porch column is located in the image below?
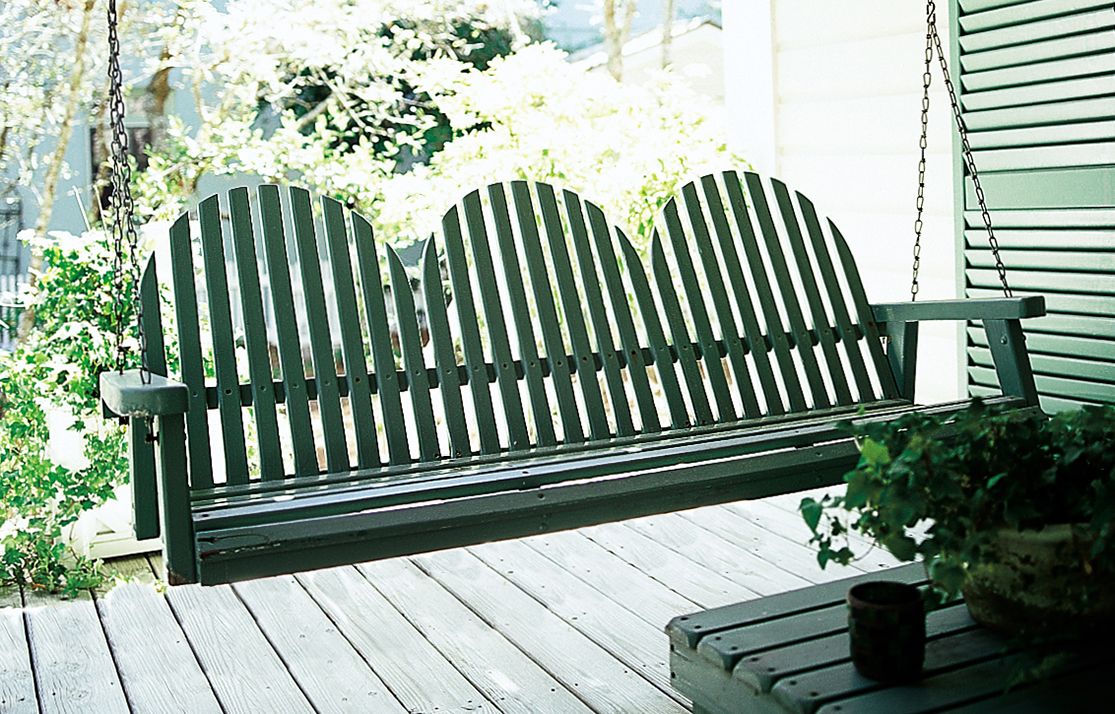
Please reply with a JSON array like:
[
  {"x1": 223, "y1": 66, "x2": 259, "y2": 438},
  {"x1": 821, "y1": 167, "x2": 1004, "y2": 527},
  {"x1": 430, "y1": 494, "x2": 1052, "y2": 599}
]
[{"x1": 722, "y1": 0, "x2": 777, "y2": 174}]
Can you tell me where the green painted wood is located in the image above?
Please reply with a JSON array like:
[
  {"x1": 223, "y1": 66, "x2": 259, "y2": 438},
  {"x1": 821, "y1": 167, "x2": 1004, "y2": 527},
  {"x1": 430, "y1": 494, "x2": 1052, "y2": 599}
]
[
  {"x1": 828, "y1": 221, "x2": 899, "y2": 398},
  {"x1": 156, "y1": 413, "x2": 196, "y2": 584},
  {"x1": 510, "y1": 181, "x2": 584, "y2": 444},
  {"x1": 964, "y1": 229, "x2": 1115, "y2": 250},
  {"x1": 961, "y1": 29, "x2": 1115, "y2": 73},
  {"x1": 968, "y1": 267, "x2": 1115, "y2": 294},
  {"x1": 960, "y1": 0, "x2": 1113, "y2": 33},
  {"x1": 488, "y1": 184, "x2": 556, "y2": 446},
  {"x1": 967, "y1": 97, "x2": 1115, "y2": 132},
  {"x1": 968, "y1": 120, "x2": 1115, "y2": 150},
  {"x1": 650, "y1": 234, "x2": 715, "y2": 426},
  {"x1": 564, "y1": 189, "x2": 635, "y2": 437},
  {"x1": 322, "y1": 196, "x2": 379, "y2": 469},
  {"x1": 662, "y1": 198, "x2": 739, "y2": 421},
  {"x1": 290, "y1": 188, "x2": 349, "y2": 473},
  {"x1": 700, "y1": 175, "x2": 784, "y2": 415},
  {"x1": 795, "y1": 194, "x2": 874, "y2": 402},
  {"x1": 616, "y1": 231, "x2": 690, "y2": 428},
  {"x1": 965, "y1": 167, "x2": 1115, "y2": 210},
  {"x1": 679, "y1": 183, "x2": 761, "y2": 418},
  {"x1": 441, "y1": 203, "x2": 501, "y2": 454},
  {"x1": 228, "y1": 188, "x2": 284, "y2": 480},
  {"x1": 536, "y1": 183, "x2": 609, "y2": 440},
  {"x1": 744, "y1": 173, "x2": 830, "y2": 408},
  {"x1": 132, "y1": 258, "x2": 164, "y2": 538},
  {"x1": 198, "y1": 195, "x2": 251, "y2": 484},
  {"x1": 964, "y1": 75, "x2": 1114, "y2": 113},
  {"x1": 387, "y1": 248, "x2": 440, "y2": 462},
  {"x1": 421, "y1": 240, "x2": 471, "y2": 458},
  {"x1": 722, "y1": 173, "x2": 809, "y2": 411},
  {"x1": 100, "y1": 371, "x2": 188, "y2": 417},
  {"x1": 771, "y1": 180, "x2": 852, "y2": 405},
  {"x1": 969, "y1": 326, "x2": 1115, "y2": 362},
  {"x1": 585, "y1": 200, "x2": 662, "y2": 431},
  {"x1": 257, "y1": 185, "x2": 318, "y2": 477},
  {"x1": 961, "y1": 8, "x2": 1114, "y2": 53},
  {"x1": 963, "y1": 52, "x2": 1115, "y2": 92},
  {"x1": 351, "y1": 212, "x2": 410, "y2": 464}
]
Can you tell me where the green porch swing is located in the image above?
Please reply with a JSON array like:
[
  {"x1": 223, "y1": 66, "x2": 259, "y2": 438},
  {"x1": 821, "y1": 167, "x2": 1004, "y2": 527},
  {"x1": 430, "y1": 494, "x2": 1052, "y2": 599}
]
[{"x1": 99, "y1": 1, "x2": 1045, "y2": 585}]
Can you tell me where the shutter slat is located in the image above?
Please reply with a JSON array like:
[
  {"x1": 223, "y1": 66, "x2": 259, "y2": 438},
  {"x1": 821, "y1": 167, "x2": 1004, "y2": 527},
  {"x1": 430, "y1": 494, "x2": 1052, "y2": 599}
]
[
  {"x1": 963, "y1": 52, "x2": 1115, "y2": 91},
  {"x1": 969, "y1": 120, "x2": 1115, "y2": 149},
  {"x1": 960, "y1": 8, "x2": 1114, "y2": 53},
  {"x1": 961, "y1": 29, "x2": 1115, "y2": 73},
  {"x1": 963, "y1": 74, "x2": 1115, "y2": 112},
  {"x1": 962, "y1": 0, "x2": 1114, "y2": 33},
  {"x1": 969, "y1": 249, "x2": 1115, "y2": 272}
]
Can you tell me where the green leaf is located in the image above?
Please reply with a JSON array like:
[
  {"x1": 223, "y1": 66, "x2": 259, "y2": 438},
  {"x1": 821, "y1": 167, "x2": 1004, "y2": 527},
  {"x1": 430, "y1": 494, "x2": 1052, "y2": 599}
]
[
  {"x1": 800, "y1": 498, "x2": 823, "y2": 533},
  {"x1": 859, "y1": 438, "x2": 891, "y2": 466},
  {"x1": 881, "y1": 533, "x2": 919, "y2": 561}
]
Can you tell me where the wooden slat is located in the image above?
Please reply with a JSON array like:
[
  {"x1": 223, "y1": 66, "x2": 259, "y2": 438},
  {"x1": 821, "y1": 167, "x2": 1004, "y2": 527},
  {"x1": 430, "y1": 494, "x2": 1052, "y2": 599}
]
[
  {"x1": 536, "y1": 183, "x2": 609, "y2": 440},
  {"x1": 963, "y1": 74, "x2": 1115, "y2": 112},
  {"x1": 387, "y1": 249, "x2": 440, "y2": 462},
  {"x1": 133, "y1": 259, "x2": 164, "y2": 537},
  {"x1": 967, "y1": 267, "x2": 1115, "y2": 294},
  {"x1": 700, "y1": 174, "x2": 784, "y2": 415},
  {"x1": 972, "y1": 142, "x2": 1115, "y2": 171},
  {"x1": 361, "y1": 558, "x2": 592, "y2": 714},
  {"x1": 962, "y1": 52, "x2": 1115, "y2": 91},
  {"x1": 586, "y1": 201, "x2": 662, "y2": 431},
  {"x1": 971, "y1": 345, "x2": 1115, "y2": 383},
  {"x1": 166, "y1": 584, "x2": 315, "y2": 712},
  {"x1": 662, "y1": 198, "x2": 738, "y2": 421},
  {"x1": 352, "y1": 212, "x2": 410, "y2": 464},
  {"x1": 233, "y1": 575, "x2": 407, "y2": 713},
  {"x1": 419, "y1": 549, "x2": 688, "y2": 713},
  {"x1": 290, "y1": 187, "x2": 349, "y2": 472},
  {"x1": 960, "y1": 29, "x2": 1115, "y2": 73},
  {"x1": 0, "y1": 587, "x2": 35, "y2": 714},
  {"x1": 258, "y1": 185, "x2": 317, "y2": 477},
  {"x1": 228, "y1": 188, "x2": 284, "y2": 479},
  {"x1": 441, "y1": 204, "x2": 501, "y2": 454},
  {"x1": 969, "y1": 326, "x2": 1115, "y2": 361},
  {"x1": 199, "y1": 195, "x2": 250, "y2": 484},
  {"x1": 771, "y1": 179, "x2": 852, "y2": 405},
  {"x1": 828, "y1": 221, "x2": 898, "y2": 398},
  {"x1": 616, "y1": 232, "x2": 691, "y2": 427},
  {"x1": 968, "y1": 249, "x2": 1115, "y2": 272},
  {"x1": 960, "y1": 8, "x2": 1114, "y2": 53},
  {"x1": 965, "y1": 208, "x2": 1115, "y2": 228},
  {"x1": 421, "y1": 240, "x2": 472, "y2": 458},
  {"x1": 796, "y1": 194, "x2": 875, "y2": 402},
  {"x1": 969, "y1": 119, "x2": 1115, "y2": 149},
  {"x1": 169, "y1": 214, "x2": 214, "y2": 488},
  {"x1": 971, "y1": 364, "x2": 1115, "y2": 403},
  {"x1": 297, "y1": 565, "x2": 495, "y2": 713},
  {"x1": 511, "y1": 181, "x2": 584, "y2": 444},
  {"x1": 651, "y1": 235, "x2": 715, "y2": 425},
  {"x1": 960, "y1": 0, "x2": 1114, "y2": 33},
  {"x1": 24, "y1": 591, "x2": 130, "y2": 713},
  {"x1": 463, "y1": 189, "x2": 531, "y2": 449},
  {"x1": 322, "y1": 197, "x2": 379, "y2": 469},
  {"x1": 678, "y1": 183, "x2": 761, "y2": 418},
  {"x1": 723, "y1": 173, "x2": 809, "y2": 411},
  {"x1": 744, "y1": 173, "x2": 830, "y2": 407},
  {"x1": 966, "y1": 96, "x2": 1115, "y2": 131},
  {"x1": 964, "y1": 229, "x2": 1115, "y2": 250},
  {"x1": 96, "y1": 581, "x2": 221, "y2": 712},
  {"x1": 564, "y1": 189, "x2": 635, "y2": 437},
  {"x1": 488, "y1": 184, "x2": 556, "y2": 445}
]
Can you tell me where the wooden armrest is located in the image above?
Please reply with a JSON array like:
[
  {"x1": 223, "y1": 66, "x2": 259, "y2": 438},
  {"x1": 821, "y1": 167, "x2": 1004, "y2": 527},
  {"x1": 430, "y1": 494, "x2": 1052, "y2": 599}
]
[
  {"x1": 871, "y1": 296, "x2": 1045, "y2": 323},
  {"x1": 101, "y1": 370, "x2": 190, "y2": 418}
]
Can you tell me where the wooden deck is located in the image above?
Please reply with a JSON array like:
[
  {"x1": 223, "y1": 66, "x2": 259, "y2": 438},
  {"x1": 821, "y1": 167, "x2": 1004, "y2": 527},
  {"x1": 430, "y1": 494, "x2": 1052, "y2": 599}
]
[{"x1": 1, "y1": 488, "x2": 903, "y2": 713}]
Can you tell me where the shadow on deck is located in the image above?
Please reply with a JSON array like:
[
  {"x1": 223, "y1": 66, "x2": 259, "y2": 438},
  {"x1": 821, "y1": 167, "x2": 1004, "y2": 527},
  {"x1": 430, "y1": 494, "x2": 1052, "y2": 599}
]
[{"x1": 1, "y1": 487, "x2": 900, "y2": 713}]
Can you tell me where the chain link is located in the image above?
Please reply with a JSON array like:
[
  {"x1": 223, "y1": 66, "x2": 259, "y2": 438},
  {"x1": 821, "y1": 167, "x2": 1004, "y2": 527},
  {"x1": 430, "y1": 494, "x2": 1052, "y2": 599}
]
[
  {"x1": 107, "y1": 0, "x2": 149, "y2": 382},
  {"x1": 912, "y1": 1, "x2": 1011, "y2": 300}
]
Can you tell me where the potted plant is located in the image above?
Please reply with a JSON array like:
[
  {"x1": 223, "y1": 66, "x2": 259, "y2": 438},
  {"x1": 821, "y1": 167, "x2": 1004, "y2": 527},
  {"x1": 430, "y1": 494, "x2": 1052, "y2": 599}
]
[{"x1": 800, "y1": 400, "x2": 1115, "y2": 637}]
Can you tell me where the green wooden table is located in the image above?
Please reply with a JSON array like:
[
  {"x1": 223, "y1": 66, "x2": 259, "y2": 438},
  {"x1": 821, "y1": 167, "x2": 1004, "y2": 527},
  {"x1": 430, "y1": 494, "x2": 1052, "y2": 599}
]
[{"x1": 667, "y1": 563, "x2": 1109, "y2": 713}]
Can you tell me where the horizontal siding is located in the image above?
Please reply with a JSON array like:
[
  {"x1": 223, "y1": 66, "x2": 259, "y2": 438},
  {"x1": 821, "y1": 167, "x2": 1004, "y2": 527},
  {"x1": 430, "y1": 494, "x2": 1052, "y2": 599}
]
[{"x1": 957, "y1": 0, "x2": 1115, "y2": 411}]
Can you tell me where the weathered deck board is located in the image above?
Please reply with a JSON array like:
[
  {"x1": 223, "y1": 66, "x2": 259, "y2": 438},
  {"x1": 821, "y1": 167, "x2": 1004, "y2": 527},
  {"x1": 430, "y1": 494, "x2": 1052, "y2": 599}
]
[
  {"x1": 233, "y1": 574, "x2": 407, "y2": 713},
  {"x1": 469, "y1": 538, "x2": 686, "y2": 701},
  {"x1": 0, "y1": 586, "x2": 36, "y2": 714},
  {"x1": 95, "y1": 556, "x2": 221, "y2": 714},
  {"x1": 9, "y1": 495, "x2": 915, "y2": 714},
  {"x1": 418, "y1": 548, "x2": 689, "y2": 713},
  {"x1": 297, "y1": 565, "x2": 497, "y2": 714},
  {"x1": 165, "y1": 584, "x2": 314, "y2": 713},
  {"x1": 24, "y1": 589, "x2": 130, "y2": 714},
  {"x1": 582, "y1": 522, "x2": 760, "y2": 608},
  {"x1": 625, "y1": 511, "x2": 814, "y2": 595},
  {"x1": 360, "y1": 557, "x2": 593, "y2": 714}
]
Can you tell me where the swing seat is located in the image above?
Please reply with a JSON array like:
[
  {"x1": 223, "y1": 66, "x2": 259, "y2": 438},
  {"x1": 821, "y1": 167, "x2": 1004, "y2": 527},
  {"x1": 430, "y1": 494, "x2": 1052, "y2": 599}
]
[{"x1": 100, "y1": 171, "x2": 1045, "y2": 585}]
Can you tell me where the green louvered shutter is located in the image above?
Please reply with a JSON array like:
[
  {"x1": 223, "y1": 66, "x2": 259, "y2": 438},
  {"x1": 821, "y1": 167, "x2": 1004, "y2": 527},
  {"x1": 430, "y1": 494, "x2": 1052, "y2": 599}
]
[{"x1": 953, "y1": 0, "x2": 1115, "y2": 411}]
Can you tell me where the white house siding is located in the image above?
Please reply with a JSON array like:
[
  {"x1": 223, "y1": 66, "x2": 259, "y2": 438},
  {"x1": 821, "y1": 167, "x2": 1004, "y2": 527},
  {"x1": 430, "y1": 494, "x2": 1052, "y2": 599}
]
[{"x1": 726, "y1": 1, "x2": 964, "y2": 405}]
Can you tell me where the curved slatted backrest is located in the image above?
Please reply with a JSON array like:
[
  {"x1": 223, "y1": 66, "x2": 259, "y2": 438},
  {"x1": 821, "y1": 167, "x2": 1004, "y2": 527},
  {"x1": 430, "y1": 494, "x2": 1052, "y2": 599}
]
[
  {"x1": 146, "y1": 174, "x2": 896, "y2": 489},
  {"x1": 648, "y1": 170, "x2": 898, "y2": 419}
]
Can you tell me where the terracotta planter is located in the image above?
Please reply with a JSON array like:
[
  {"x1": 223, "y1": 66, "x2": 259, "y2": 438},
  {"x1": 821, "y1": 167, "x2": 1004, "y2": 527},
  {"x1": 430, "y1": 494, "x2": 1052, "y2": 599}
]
[{"x1": 963, "y1": 524, "x2": 1115, "y2": 637}]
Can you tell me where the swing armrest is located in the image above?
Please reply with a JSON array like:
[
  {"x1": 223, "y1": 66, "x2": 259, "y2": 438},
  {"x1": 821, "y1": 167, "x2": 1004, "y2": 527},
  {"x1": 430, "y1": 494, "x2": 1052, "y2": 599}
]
[
  {"x1": 871, "y1": 296, "x2": 1045, "y2": 324},
  {"x1": 101, "y1": 370, "x2": 190, "y2": 418}
]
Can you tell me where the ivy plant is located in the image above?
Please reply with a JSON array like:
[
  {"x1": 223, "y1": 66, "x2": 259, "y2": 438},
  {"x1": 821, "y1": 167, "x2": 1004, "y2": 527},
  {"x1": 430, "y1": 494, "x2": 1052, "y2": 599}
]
[{"x1": 801, "y1": 401, "x2": 1115, "y2": 598}]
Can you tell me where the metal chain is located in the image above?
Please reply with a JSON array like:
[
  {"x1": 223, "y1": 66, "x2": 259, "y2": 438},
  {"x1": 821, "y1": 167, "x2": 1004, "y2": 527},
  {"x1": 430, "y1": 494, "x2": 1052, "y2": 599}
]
[
  {"x1": 912, "y1": 1, "x2": 1012, "y2": 299},
  {"x1": 107, "y1": 0, "x2": 149, "y2": 381},
  {"x1": 910, "y1": 7, "x2": 934, "y2": 301}
]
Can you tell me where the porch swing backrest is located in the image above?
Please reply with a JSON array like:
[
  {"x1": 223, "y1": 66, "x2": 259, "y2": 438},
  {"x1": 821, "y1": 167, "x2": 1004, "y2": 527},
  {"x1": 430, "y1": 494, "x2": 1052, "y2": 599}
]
[{"x1": 139, "y1": 171, "x2": 898, "y2": 491}]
